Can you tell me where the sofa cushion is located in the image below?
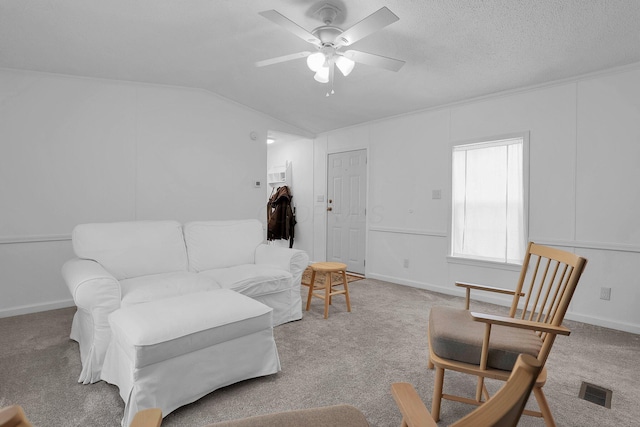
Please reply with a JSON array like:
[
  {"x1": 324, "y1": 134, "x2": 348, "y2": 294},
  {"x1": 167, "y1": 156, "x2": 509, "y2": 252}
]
[
  {"x1": 199, "y1": 264, "x2": 292, "y2": 298},
  {"x1": 72, "y1": 220, "x2": 188, "y2": 280},
  {"x1": 429, "y1": 306, "x2": 542, "y2": 371},
  {"x1": 184, "y1": 220, "x2": 264, "y2": 272},
  {"x1": 120, "y1": 271, "x2": 221, "y2": 307}
]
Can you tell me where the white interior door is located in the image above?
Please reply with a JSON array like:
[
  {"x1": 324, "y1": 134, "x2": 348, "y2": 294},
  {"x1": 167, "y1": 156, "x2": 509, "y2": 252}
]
[{"x1": 327, "y1": 149, "x2": 366, "y2": 274}]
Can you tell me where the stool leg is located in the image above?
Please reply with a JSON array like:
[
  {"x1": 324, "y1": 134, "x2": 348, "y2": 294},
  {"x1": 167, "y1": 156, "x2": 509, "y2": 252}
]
[
  {"x1": 324, "y1": 272, "x2": 331, "y2": 319},
  {"x1": 306, "y1": 270, "x2": 316, "y2": 311},
  {"x1": 341, "y1": 270, "x2": 351, "y2": 312}
]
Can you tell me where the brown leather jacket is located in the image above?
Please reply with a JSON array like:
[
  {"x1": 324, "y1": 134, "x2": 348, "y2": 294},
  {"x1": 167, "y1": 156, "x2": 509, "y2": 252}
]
[{"x1": 267, "y1": 186, "x2": 296, "y2": 247}]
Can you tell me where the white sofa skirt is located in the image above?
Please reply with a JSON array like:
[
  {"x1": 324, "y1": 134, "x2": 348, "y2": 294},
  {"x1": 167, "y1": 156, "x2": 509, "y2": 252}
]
[
  {"x1": 100, "y1": 290, "x2": 281, "y2": 426},
  {"x1": 104, "y1": 329, "x2": 280, "y2": 426}
]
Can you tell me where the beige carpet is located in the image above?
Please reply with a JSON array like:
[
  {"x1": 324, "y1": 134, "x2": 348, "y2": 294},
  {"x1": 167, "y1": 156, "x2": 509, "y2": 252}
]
[
  {"x1": 2, "y1": 279, "x2": 638, "y2": 426},
  {"x1": 301, "y1": 267, "x2": 364, "y2": 286}
]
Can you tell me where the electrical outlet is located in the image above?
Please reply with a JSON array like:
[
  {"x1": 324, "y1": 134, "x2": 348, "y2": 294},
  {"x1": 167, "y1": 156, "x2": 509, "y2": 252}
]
[
  {"x1": 600, "y1": 287, "x2": 611, "y2": 301},
  {"x1": 403, "y1": 259, "x2": 409, "y2": 268},
  {"x1": 432, "y1": 189, "x2": 442, "y2": 199}
]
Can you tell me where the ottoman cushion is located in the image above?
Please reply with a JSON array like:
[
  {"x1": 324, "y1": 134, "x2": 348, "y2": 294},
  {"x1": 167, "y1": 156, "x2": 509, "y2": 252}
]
[{"x1": 109, "y1": 289, "x2": 272, "y2": 368}]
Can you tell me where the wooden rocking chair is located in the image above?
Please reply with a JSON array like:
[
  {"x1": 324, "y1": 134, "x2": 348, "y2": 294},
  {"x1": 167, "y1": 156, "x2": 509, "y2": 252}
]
[
  {"x1": 393, "y1": 353, "x2": 543, "y2": 427},
  {"x1": 427, "y1": 242, "x2": 587, "y2": 426}
]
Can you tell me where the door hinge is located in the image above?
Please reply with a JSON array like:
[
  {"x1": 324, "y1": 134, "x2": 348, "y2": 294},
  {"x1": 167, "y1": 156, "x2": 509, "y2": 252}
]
[{"x1": 363, "y1": 259, "x2": 366, "y2": 267}]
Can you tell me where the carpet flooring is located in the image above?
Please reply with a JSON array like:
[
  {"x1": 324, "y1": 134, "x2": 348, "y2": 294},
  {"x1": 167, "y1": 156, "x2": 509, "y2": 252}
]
[{"x1": 1, "y1": 278, "x2": 639, "y2": 426}]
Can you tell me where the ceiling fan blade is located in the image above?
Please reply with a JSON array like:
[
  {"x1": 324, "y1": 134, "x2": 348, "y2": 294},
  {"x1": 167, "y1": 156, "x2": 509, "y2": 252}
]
[
  {"x1": 259, "y1": 10, "x2": 322, "y2": 47},
  {"x1": 255, "y1": 51, "x2": 312, "y2": 67},
  {"x1": 342, "y1": 50, "x2": 405, "y2": 72},
  {"x1": 334, "y1": 7, "x2": 399, "y2": 47}
]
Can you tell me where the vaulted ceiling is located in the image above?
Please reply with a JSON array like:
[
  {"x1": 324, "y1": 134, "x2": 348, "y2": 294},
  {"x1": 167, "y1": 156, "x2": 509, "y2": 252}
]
[{"x1": 2, "y1": 0, "x2": 640, "y2": 134}]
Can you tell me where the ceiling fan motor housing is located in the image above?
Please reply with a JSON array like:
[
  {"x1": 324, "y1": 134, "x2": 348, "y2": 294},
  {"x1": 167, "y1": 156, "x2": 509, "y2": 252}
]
[{"x1": 312, "y1": 26, "x2": 343, "y2": 46}]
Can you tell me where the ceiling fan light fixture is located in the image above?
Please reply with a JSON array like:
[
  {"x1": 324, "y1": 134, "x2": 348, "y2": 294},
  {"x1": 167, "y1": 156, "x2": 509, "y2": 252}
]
[
  {"x1": 335, "y1": 56, "x2": 355, "y2": 76},
  {"x1": 306, "y1": 52, "x2": 326, "y2": 72},
  {"x1": 257, "y1": 7, "x2": 404, "y2": 93},
  {"x1": 314, "y1": 66, "x2": 330, "y2": 83}
]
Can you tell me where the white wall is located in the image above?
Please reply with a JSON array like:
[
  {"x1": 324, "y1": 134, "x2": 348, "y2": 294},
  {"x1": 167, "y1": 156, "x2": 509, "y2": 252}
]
[
  {"x1": 0, "y1": 68, "x2": 306, "y2": 317},
  {"x1": 312, "y1": 64, "x2": 640, "y2": 334},
  {"x1": 3, "y1": 64, "x2": 639, "y2": 334},
  {"x1": 266, "y1": 134, "x2": 314, "y2": 257}
]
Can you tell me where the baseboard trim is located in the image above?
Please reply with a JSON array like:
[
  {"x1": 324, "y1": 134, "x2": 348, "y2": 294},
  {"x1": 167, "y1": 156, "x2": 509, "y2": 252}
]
[
  {"x1": 0, "y1": 299, "x2": 75, "y2": 318},
  {"x1": 3, "y1": 280, "x2": 638, "y2": 334},
  {"x1": 366, "y1": 272, "x2": 640, "y2": 334},
  {"x1": 564, "y1": 311, "x2": 640, "y2": 335},
  {"x1": 367, "y1": 273, "x2": 512, "y2": 307}
]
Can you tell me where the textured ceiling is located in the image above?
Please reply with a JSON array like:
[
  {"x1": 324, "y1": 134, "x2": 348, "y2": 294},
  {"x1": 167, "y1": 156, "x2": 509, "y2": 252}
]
[{"x1": 1, "y1": 0, "x2": 640, "y2": 134}]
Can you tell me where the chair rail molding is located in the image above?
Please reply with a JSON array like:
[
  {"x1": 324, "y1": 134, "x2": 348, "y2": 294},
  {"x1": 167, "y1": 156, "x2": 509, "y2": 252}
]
[
  {"x1": 368, "y1": 226, "x2": 446, "y2": 238},
  {"x1": 531, "y1": 238, "x2": 640, "y2": 254},
  {"x1": 0, "y1": 234, "x2": 71, "y2": 245}
]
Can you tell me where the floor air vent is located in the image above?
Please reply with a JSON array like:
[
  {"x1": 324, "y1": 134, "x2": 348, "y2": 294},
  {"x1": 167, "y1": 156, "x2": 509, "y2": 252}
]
[{"x1": 579, "y1": 382, "x2": 612, "y2": 408}]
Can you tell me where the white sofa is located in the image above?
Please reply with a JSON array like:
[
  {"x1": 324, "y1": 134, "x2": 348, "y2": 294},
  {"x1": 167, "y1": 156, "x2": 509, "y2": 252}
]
[{"x1": 62, "y1": 219, "x2": 309, "y2": 384}]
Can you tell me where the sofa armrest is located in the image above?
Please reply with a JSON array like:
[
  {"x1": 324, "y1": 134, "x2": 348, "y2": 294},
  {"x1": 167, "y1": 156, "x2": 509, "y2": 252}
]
[
  {"x1": 255, "y1": 244, "x2": 309, "y2": 282},
  {"x1": 62, "y1": 258, "x2": 122, "y2": 384},
  {"x1": 62, "y1": 258, "x2": 122, "y2": 312}
]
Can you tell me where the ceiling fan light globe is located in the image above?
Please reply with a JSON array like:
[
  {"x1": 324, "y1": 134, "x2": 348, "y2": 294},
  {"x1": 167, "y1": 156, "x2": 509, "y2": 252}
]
[
  {"x1": 314, "y1": 66, "x2": 330, "y2": 83},
  {"x1": 335, "y1": 56, "x2": 355, "y2": 76},
  {"x1": 307, "y1": 52, "x2": 326, "y2": 72}
]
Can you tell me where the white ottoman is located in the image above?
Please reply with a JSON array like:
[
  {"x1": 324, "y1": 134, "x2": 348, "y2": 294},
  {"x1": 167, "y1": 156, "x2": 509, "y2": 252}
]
[{"x1": 101, "y1": 289, "x2": 281, "y2": 426}]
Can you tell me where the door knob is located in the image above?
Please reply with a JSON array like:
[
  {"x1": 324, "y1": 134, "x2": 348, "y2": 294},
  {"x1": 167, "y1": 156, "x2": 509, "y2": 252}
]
[{"x1": 327, "y1": 207, "x2": 333, "y2": 211}]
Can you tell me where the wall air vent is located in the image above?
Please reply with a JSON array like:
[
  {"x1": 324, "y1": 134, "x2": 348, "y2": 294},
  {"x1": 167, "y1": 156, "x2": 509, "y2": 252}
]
[{"x1": 579, "y1": 381, "x2": 612, "y2": 408}]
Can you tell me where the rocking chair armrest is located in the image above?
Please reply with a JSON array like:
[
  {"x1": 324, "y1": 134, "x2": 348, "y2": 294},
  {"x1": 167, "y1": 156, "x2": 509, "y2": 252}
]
[
  {"x1": 470, "y1": 312, "x2": 572, "y2": 336},
  {"x1": 456, "y1": 281, "x2": 524, "y2": 296},
  {"x1": 456, "y1": 282, "x2": 525, "y2": 310},
  {"x1": 391, "y1": 383, "x2": 438, "y2": 427}
]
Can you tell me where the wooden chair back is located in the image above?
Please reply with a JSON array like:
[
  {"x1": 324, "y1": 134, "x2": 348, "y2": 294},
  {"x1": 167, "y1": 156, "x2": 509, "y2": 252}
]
[
  {"x1": 0, "y1": 405, "x2": 33, "y2": 427},
  {"x1": 510, "y1": 242, "x2": 587, "y2": 364}
]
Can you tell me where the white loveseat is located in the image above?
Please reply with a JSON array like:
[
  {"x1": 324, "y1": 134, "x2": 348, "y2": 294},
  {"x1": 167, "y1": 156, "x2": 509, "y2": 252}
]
[{"x1": 62, "y1": 219, "x2": 309, "y2": 384}]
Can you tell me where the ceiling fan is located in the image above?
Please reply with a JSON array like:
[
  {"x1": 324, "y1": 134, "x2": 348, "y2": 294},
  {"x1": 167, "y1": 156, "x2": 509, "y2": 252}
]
[{"x1": 256, "y1": 3, "x2": 405, "y2": 96}]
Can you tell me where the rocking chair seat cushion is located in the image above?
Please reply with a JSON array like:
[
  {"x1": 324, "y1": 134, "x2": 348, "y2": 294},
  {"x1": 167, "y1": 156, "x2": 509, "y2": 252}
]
[{"x1": 429, "y1": 306, "x2": 542, "y2": 371}]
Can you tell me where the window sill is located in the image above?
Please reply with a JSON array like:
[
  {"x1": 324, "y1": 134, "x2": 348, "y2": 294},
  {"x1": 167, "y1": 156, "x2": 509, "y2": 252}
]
[{"x1": 446, "y1": 256, "x2": 522, "y2": 272}]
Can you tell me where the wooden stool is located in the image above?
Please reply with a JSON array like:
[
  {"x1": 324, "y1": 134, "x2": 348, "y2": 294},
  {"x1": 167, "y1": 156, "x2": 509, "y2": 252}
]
[{"x1": 305, "y1": 262, "x2": 352, "y2": 319}]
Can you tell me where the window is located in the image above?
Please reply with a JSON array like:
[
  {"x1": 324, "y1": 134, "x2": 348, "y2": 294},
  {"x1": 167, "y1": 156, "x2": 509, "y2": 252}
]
[{"x1": 450, "y1": 134, "x2": 528, "y2": 264}]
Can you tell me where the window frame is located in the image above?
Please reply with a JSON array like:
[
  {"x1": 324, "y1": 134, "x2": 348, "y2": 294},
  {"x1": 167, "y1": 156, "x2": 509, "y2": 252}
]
[{"x1": 447, "y1": 132, "x2": 530, "y2": 268}]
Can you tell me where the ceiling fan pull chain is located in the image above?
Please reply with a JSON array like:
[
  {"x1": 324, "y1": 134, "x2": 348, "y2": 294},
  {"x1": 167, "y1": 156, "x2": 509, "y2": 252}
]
[{"x1": 329, "y1": 58, "x2": 336, "y2": 96}]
